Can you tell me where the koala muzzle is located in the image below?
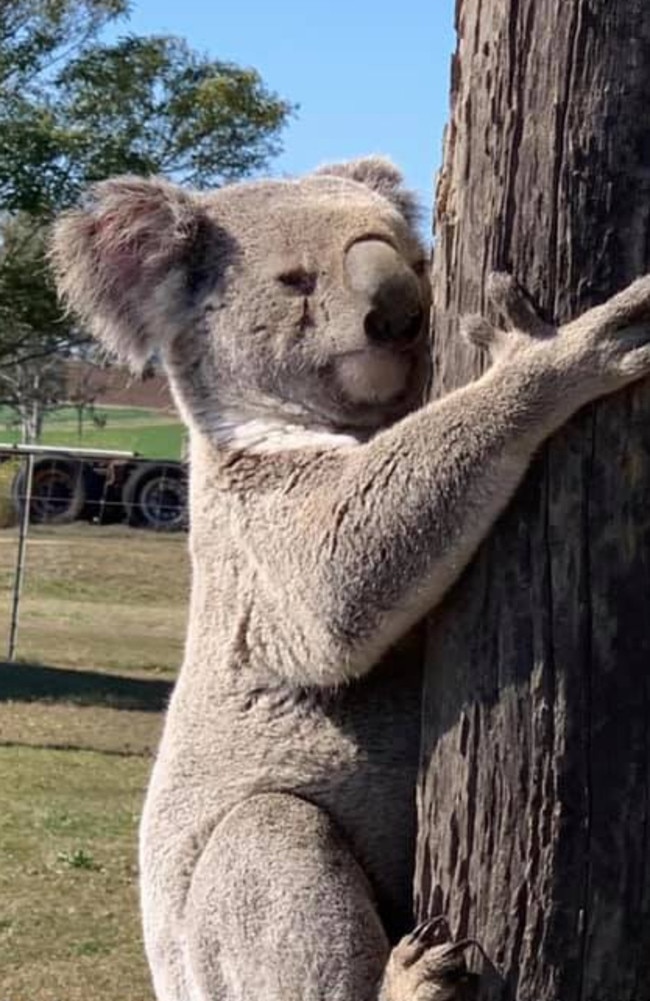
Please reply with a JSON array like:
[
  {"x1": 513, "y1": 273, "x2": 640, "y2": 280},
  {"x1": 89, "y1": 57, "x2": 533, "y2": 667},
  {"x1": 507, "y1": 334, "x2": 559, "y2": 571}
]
[{"x1": 345, "y1": 238, "x2": 424, "y2": 349}]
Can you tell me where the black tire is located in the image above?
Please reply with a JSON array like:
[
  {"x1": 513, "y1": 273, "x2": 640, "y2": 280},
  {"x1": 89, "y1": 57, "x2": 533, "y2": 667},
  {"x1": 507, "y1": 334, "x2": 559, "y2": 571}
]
[
  {"x1": 11, "y1": 458, "x2": 87, "y2": 524},
  {"x1": 122, "y1": 463, "x2": 187, "y2": 531}
]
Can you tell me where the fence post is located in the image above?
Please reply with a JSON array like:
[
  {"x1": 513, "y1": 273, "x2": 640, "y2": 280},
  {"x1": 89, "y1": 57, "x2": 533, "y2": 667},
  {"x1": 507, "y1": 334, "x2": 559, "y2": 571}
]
[
  {"x1": 8, "y1": 452, "x2": 34, "y2": 661},
  {"x1": 1, "y1": 444, "x2": 146, "y2": 662}
]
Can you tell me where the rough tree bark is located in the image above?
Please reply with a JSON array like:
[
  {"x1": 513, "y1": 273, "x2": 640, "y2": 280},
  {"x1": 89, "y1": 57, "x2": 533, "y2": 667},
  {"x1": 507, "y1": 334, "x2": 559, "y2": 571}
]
[{"x1": 415, "y1": 2, "x2": 650, "y2": 999}]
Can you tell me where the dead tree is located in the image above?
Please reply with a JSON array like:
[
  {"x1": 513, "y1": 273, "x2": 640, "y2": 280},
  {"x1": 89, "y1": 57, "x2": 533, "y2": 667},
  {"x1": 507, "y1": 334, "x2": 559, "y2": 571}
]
[{"x1": 415, "y1": 2, "x2": 650, "y2": 998}]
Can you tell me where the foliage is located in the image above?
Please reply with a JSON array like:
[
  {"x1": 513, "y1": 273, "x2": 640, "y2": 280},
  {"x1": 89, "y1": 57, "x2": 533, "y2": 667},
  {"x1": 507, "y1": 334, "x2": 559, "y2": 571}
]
[
  {"x1": 1, "y1": 26, "x2": 293, "y2": 215},
  {"x1": 0, "y1": 353, "x2": 67, "y2": 441},
  {"x1": 0, "y1": 1, "x2": 128, "y2": 90},
  {"x1": 53, "y1": 35, "x2": 291, "y2": 192},
  {"x1": 0, "y1": 0, "x2": 294, "y2": 406},
  {"x1": 0, "y1": 213, "x2": 74, "y2": 438},
  {"x1": 0, "y1": 214, "x2": 67, "y2": 365}
]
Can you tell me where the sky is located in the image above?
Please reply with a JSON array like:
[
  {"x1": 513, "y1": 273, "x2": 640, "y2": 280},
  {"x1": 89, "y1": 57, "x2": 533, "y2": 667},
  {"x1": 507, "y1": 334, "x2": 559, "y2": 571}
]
[{"x1": 112, "y1": 0, "x2": 456, "y2": 227}]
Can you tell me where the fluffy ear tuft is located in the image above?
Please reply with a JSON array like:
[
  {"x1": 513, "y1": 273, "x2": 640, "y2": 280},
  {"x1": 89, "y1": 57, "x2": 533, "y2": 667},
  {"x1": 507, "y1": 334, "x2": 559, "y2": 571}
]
[
  {"x1": 314, "y1": 156, "x2": 421, "y2": 228},
  {"x1": 50, "y1": 176, "x2": 204, "y2": 370}
]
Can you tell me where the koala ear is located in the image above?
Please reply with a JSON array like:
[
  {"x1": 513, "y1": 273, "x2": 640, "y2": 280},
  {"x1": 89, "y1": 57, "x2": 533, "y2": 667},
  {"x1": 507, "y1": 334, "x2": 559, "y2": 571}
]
[
  {"x1": 314, "y1": 156, "x2": 420, "y2": 228},
  {"x1": 50, "y1": 176, "x2": 208, "y2": 370}
]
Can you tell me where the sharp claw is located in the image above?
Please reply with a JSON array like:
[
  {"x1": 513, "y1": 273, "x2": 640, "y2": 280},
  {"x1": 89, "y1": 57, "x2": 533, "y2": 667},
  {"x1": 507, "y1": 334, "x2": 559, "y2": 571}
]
[
  {"x1": 486, "y1": 271, "x2": 552, "y2": 338},
  {"x1": 450, "y1": 938, "x2": 493, "y2": 967},
  {"x1": 407, "y1": 919, "x2": 432, "y2": 943},
  {"x1": 461, "y1": 315, "x2": 496, "y2": 349},
  {"x1": 427, "y1": 916, "x2": 452, "y2": 946},
  {"x1": 409, "y1": 915, "x2": 451, "y2": 946}
]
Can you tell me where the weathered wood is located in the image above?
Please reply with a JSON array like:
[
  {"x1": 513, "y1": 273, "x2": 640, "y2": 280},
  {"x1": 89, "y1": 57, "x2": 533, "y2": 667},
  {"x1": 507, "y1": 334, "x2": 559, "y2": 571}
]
[{"x1": 415, "y1": 2, "x2": 650, "y2": 998}]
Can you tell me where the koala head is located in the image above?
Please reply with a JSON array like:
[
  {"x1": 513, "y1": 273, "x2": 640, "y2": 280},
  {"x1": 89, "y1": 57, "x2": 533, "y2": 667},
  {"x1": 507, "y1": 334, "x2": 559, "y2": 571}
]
[{"x1": 51, "y1": 157, "x2": 430, "y2": 446}]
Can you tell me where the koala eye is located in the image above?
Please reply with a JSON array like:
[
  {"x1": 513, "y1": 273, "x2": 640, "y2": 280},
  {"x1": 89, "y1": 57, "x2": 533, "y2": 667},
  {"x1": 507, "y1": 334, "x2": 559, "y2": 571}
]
[
  {"x1": 277, "y1": 268, "x2": 317, "y2": 295},
  {"x1": 412, "y1": 258, "x2": 428, "y2": 278}
]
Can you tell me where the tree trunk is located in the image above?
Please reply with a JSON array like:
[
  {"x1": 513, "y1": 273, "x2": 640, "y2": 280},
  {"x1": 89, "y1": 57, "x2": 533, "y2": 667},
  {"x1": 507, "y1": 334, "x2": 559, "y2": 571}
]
[{"x1": 415, "y1": 2, "x2": 650, "y2": 999}]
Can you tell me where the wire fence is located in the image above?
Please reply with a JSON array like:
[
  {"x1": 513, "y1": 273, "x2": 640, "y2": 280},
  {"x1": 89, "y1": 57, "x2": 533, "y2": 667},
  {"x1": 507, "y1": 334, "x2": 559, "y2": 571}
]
[{"x1": 0, "y1": 444, "x2": 190, "y2": 677}]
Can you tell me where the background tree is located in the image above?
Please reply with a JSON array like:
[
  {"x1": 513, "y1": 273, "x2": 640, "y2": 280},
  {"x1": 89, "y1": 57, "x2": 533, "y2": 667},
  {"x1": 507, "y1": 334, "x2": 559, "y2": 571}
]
[
  {"x1": 415, "y1": 2, "x2": 650, "y2": 998},
  {"x1": 0, "y1": 0, "x2": 292, "y2": 214},
  {"x1": 0, "y1": 0, "x2": 293, "y2": 438},
  {"x1": 0, "y1": 356, "x2": 66, "y2": 443},
  {"x1": 0, "y1": 215, "x2": 67, "y2": 369},
  {"x1": 67, "y1": 362, "x2": 108, "y2": 439}
]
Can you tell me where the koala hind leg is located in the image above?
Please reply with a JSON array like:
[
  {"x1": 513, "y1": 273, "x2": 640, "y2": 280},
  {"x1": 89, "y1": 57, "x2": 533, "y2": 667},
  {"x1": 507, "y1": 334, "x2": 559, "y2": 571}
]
[
  {"x1": 184, "y1": 792, "x2": 390, "y2": 1001},
  {"x1": 184, "y1": 793, "x2": 476, "y2": 1001}
]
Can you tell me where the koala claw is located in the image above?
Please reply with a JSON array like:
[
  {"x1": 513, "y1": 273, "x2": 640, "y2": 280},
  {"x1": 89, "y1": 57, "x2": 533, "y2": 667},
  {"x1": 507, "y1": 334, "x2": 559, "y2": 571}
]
[
  {"x1": 460, "y1": 315, "x2": 498, "y2": 351},
  {"x1": 486, "y1": 270, "x2": 553, "y2": 339},
  {"x1": 407, "y1": 915, "x2": 453, "y2": 950},
  {"x1": 382, "y1": 918, "x2": 481, "y2": 1001},
  {"x1": 461, "y1": 273, "x2": 554, "y2": 363}
]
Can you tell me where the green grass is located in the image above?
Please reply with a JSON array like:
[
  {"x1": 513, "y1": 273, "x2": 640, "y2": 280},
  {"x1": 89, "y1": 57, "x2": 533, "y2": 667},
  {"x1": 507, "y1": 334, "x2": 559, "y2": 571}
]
[
  {"x1": 0, "y1": 458, "x2": 20, "y2": 528},
  {"x1": 0, "y1": 406, "x2": 185, "y2": 460},
  {"x1": 43, "y1": 407, "x2": 167, "y2": 425},
  {"x1": 0, "y1": 523, "x2": 190, "y2": 676},
  {"x1": 0, "y1": 735, "x2": 159, "y2": 1001},
  {"x1": 0, "y1": 520, "x2": 185, "y2": 999}
]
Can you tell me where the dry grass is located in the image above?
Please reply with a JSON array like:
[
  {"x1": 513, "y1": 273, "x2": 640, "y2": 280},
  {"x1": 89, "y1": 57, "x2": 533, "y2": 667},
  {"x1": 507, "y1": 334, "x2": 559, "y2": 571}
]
[
  {"x1": 0, "y1": 701, "x2": 163, "y2": 757},
  {"x1": 0, "y1": 523, "x2": 189, "y2": 676}
]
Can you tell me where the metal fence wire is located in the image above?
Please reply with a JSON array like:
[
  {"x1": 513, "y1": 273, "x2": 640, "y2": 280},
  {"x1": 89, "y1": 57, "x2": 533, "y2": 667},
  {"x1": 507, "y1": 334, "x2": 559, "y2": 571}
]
[{"x1": 0, "y1": 444, "x2": 190, "y2": 673}]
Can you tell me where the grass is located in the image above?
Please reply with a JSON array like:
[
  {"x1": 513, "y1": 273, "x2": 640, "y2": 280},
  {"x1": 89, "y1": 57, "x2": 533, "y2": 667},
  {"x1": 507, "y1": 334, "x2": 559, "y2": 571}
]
[
  {"x1": 0, "y1": 523, "x2": 189, "y2": 676},
  {"x1": 0, "y1": 459, "x2": 20, "y2": 528},
  {"x1": 0, "y1": 730, "x2": 160, "y2": 1001},
  {"x1": 0, "y1": 405, "x2": 185, "y2": 460},
  {"x1": 0, "y1": 521, "x2": 185, "y2": 999}
]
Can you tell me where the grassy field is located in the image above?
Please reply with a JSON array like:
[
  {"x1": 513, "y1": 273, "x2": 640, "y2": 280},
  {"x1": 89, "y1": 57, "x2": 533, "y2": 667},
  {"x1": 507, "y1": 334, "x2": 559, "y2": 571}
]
[
  {"x1": 0, "y1": 707, "x2": 162, "y2": 1001},
  {"x1": 0, "y1": 405, "x2": 185, "y2": 460},
  {"x1": 0, "y1": 523, "x2": 189, "y2": 999},
  {"x1": 0, "y1": 524, "x2": 189, "y2": 675}
]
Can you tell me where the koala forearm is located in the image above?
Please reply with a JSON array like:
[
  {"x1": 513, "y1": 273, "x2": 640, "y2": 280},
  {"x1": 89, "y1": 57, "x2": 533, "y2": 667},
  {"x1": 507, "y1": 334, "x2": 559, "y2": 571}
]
[{"x1": 250, "y1": 350, "x2": 574, "y2": 686}]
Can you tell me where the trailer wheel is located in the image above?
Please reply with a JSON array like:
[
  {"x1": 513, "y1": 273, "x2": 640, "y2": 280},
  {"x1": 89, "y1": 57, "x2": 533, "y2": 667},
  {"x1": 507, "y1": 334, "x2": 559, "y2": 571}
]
[
  {"x1": 122, "y1": 463, "x2": 187, "y2": 530},
  {"x1": 11, "y1": 459, "x2": 87, "y2": 524}
]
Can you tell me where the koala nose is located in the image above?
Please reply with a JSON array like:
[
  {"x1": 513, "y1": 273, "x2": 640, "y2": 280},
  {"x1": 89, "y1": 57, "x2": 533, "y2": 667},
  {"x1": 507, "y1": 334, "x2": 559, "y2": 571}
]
[
  {"x1": 345, "y1": 238, "x2": 425, "y2": 348},
  {"x1": 363, "y1": 304, "x2": 424, "y2": 346}
]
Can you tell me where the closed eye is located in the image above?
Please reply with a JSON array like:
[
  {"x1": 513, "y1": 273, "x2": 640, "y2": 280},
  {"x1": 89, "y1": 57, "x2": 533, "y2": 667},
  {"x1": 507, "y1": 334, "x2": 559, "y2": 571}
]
[{"x1": 277, "y1": 268, "x2": 317, "y2": 295}]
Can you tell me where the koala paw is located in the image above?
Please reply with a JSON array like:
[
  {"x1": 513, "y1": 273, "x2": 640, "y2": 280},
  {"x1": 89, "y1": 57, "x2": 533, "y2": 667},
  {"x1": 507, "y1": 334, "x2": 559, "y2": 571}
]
[
  {"x1": 460, "y1": 272, "x2": 554, "y2": 365},
  {"x1": 381, "y1": 917, "x2": 480, "y2": 1001},
  {"x1": 564, "y1": 272, "x2": 650, "y2": 388}
]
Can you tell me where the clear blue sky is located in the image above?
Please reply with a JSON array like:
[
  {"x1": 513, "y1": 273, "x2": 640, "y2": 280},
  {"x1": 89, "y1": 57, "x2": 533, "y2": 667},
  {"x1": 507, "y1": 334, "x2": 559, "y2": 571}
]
[{"x1": 114, "y1": 0, "x2": 456, "y2": 226}]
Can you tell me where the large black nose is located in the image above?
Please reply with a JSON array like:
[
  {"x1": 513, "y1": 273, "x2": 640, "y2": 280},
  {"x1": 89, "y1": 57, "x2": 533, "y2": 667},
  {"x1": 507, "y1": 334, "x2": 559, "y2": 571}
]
[
  {"x1": 345, "y1": 238, "x2": 425, "y2": 348},
  {"x1": 364, "y1": 303, "x2": 424, "y2": 346}
]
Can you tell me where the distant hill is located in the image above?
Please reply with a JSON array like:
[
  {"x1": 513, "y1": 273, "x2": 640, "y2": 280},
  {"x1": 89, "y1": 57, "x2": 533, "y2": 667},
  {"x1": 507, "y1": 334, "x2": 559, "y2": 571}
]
[{"x1": 64, "y1": 360, "x2": 176, "y2": 413}]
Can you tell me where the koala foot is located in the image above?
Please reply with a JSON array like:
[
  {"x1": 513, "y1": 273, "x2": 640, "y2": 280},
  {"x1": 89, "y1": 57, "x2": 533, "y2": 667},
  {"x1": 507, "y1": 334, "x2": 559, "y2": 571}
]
[{"x1": 380, "y1": 917, "x2": 480, "y2": 1001}]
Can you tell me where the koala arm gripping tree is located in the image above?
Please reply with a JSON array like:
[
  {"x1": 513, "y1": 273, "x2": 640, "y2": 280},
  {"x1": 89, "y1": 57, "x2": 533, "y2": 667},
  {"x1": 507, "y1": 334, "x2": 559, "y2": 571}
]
[
  {"x1": 227, "y1": 273, "x2": 650, "y2": 687},
  {"x1": 50, "y1": 169, "x2": 650, "y2": 693}
]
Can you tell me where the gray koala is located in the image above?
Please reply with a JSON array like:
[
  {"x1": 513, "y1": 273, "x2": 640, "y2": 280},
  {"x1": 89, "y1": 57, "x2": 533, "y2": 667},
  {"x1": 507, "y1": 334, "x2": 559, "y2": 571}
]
[{"x1": 51, "y1": 158, "x2": 650, "y2": 1001}]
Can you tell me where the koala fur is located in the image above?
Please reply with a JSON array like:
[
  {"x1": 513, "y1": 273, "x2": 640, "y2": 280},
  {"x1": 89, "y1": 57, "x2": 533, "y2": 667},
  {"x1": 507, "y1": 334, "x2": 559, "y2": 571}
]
[{"x1": 51, "y1": 157, "x2": 650, "y2": 1001}]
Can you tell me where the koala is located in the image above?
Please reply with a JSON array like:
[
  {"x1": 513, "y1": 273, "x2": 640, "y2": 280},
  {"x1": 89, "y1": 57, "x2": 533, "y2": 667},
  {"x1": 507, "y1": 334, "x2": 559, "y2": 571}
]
[{"x1": 51, "y1": 157, "x2": 650, "y2": 1001}]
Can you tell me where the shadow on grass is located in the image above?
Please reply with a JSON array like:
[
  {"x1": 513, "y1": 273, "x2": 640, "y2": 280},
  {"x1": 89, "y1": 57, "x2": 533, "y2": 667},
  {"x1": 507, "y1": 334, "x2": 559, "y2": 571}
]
[
  {"x1": 0, "y1": 662, "x2": 173, "y2": 711},
  {"x1": 0, "y1": 738, "x2": 153, "y2": 757}
]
